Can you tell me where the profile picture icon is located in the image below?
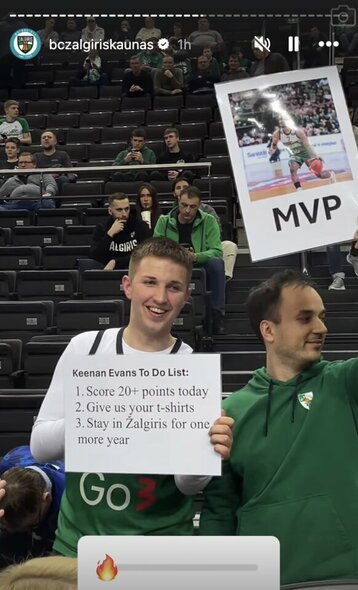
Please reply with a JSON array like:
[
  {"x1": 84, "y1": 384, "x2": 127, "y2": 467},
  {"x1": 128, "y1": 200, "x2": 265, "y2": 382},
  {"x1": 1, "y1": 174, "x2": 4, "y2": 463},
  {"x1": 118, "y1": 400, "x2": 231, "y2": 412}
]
[{"x1": 10, "y1": 28, "x2": 42, "y2": 60}]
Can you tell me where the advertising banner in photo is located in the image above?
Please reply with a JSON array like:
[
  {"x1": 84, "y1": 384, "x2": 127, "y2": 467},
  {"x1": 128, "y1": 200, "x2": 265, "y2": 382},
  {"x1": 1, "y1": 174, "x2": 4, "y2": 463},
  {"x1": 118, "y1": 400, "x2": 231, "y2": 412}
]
[
  {"x1": 64, "y1": 353, "x2": 221, "y2": 475},
  {"x1": 215, "y1": 66, "x2": 358, "y2": 261}
]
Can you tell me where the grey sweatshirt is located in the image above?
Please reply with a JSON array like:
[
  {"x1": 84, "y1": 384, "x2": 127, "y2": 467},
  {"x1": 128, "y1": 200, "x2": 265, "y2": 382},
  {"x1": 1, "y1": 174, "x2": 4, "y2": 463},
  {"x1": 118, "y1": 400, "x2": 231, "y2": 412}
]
[{"x1": 0, "y1": 173, "x2": 57, "y2": 200}]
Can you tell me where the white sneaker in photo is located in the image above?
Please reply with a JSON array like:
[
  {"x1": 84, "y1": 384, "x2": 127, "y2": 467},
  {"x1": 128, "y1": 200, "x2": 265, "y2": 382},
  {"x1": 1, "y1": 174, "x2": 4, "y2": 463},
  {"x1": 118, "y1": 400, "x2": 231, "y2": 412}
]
[
  {"x1": 347, "y1": 252, "x2": 358, "y2": 276},
  {"x1": 328, "y1": 276, "x2": 346, "y2": 290},
  {"x1": 329, "y1": 171, "x2": 336, "y2": 183}
]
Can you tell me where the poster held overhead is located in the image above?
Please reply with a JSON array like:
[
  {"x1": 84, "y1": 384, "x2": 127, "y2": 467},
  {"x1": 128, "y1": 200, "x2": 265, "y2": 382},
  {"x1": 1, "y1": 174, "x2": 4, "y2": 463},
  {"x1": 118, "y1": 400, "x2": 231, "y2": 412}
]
[{"x1": 215, "y1": 66, "x2": 358, "y2": 261}]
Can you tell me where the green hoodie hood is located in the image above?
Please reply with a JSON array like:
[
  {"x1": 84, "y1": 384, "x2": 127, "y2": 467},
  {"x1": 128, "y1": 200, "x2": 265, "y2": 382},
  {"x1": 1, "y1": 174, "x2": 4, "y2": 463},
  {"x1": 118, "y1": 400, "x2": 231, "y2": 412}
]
[{"x1": 250, "y1": 360, "x2": 329, "y2": 437}]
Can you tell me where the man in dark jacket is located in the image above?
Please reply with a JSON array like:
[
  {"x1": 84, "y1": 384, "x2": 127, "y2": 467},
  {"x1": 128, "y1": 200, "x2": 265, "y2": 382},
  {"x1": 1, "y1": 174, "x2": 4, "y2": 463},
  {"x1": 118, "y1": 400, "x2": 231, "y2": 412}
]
[
  {"x1": 88, "y1": 192, "x2": 151, "y2": 270},
  {"x1": 122, "y1": 55, "x2": 153, "y2": 98}
]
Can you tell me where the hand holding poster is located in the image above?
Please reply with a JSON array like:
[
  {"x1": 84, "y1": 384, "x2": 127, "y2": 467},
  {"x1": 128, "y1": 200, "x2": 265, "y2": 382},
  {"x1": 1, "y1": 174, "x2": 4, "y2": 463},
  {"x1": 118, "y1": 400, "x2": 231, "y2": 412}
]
[
  {"x1": 64, "y1": 353, "x2": 221, "y2": 475},
  {"x1": 215, "y1": 66, "x2": 358, "y2": 261}
]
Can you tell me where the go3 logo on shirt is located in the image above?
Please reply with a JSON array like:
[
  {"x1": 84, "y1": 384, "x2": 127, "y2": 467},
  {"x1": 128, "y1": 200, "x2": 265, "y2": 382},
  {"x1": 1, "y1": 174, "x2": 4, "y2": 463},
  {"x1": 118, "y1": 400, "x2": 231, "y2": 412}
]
[{"x1": 79, "y1": 473, "x2": 156, "y2": 511}]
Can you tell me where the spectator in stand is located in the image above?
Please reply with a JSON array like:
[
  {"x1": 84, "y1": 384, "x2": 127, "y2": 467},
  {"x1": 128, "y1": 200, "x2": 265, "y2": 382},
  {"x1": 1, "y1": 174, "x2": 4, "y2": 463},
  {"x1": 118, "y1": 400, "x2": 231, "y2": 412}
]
[
  {"x1": 60, "y1": 18, "x2": 81, "y2": 43},
  {"x1": 71, "y1": 49, "x2": 106, "y2": 85},
  {"x1": 0, "y1": 152, "x2": 56, "y2": 211},
  {"x1": 250, "y1": 40, "x2": 290, "y2": 76},
  {"x1": 122, "y1": 55, "x2": 153, "y2": 98},
  {"x1": 221, "y1": 54, "x2": 249, "y2": 81},
  {"x1": 81, "y1": 17, "x2": 105, "y2": 43},
  {"x1": 187, "y1": 55, "x2": 220, "y2": 94},
  {"x1": 37, "y1": 18, "x2": 59, "y2": 49},
  {"x1": 138, "y1": 38, "x2": 164, "y2": 72},
  {"x1": 231, "y1": 46, "x2": 251, "y2": 73},
  {"x1": 112, "y1": 127, "x2": 156, "y2": 182},
  {"x1": 0, "y1": 138, "x2": 20, "y2": 187},
  {"x1": 34, "y1": 130, "x2": 76, "y2": 201},
  {"x1": 0, "y1": 446, "x2": 65, "y2": 568},
  {"x1": 173, "y1": 176, "x2": 238, "y2": 281},
  {"x1": 87, "y1": 192, "x2": 150, "y2": 270},
  {"x1": 150, "y1": 127, "x2": 195, "y2": 182},
  {"x1": 114, "y1": 19, "x2": 133, "y2": 43},
  {"x1": 136, "y1": 183, "x2": 162, "y2": 234},
  {"x1": 154, "y1": 185, "x2": 226, "y2": 334},
  {"x1": 154, "y1": 55, "x2": 184, "y2": 95},
  {"x1": 135, "y1": 17, "x2": 161, "y2": 42},
  {"x1": 303, "y1": 27, "x2": 329, "y2": 68},
  {"x1": 0, "y1": 100, "x2": 31, "y2": 146},
  {"x1": 169, "y1": 22, "x2": 185, "y2": 50},
  {"x1": 202, "y1": 47, "x2": 221, "y2": 78},
  {"x1": 188, "y1": 17, "x2": 225, "y2": 55}
]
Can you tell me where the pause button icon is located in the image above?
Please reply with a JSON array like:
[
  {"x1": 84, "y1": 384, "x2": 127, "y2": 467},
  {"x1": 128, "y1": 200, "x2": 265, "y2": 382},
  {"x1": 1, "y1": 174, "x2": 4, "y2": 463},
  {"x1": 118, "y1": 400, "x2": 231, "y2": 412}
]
[{"x1": 288, "y1": 36, "x2": 300, "y2": 52}]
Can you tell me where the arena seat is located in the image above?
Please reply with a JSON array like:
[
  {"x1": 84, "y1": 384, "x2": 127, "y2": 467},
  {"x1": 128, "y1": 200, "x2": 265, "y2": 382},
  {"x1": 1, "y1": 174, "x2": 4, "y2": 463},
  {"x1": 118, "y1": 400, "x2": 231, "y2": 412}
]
[
  {"x1": 181, "y1": 107, "x2": 213, "y2": 125},
  {"x1": 186, "y1": 94, "x2": 217, "y2": 108},
  {"x1": 99, "y1": 85, "x2": 123, "y2": 98},
  {"x1": 146, "y1": 109, "x2": 179, "y2": 125},
  {"x1": 36, "y1": 208, "x2": 82, "y2": 227},
  {"x1": 80, "y1": 112, "x2": 113, "y2": 127},
  {"x1": 0, "y1": 301, "x2": 54, "y2": 342},
  {"x1": 112, "y1": 110, "x2": 146, "y2": 126},
  {"x1": 0, "y1": 246, "x2": 42, "y2": 270},
  {"x1": 56, "y1": 299, "x2": 125, "y2": 335},
  {"x1": 47, "y1": 113, "x2": 80, "y2": 128},
  {"x1": 11, "y1": 226, "x2": 63, "y2": 247},
  {"x1": 153, "y1": 95, "x2": 184, "y2": 109},
  {"x1": 42, "y1": 246, "x2": 91, "y2": 269},
  {"x1": 82, "y1": 208, "x2": 108, "y2": 226},
  {"x1": 0, "y1": 209, "x2": 35, "y2": 228},
  {"x1": 88, "y1": 142, "x2": 123, "y2": 161},
  {"x1": 57, "y1": 98, "x2": 89, "y2": 113},
  {"x1": 88, "y1": 98, "x2": 120, "y2": 113},
  {"x1": 121, "y1": 95, "x2": 152, "y2": 111},
  {"x1": 23, "y1": 340, "x2": 69, "y2": 388},
  {"x1": 0, "y1": 340, "x2": 22, "y2": 388},
  {"x1": 0, "y1": 271, "x2": 16, "y2": 300},
  {"x1": 0, "y1": 389, "x2": 46, "y2": 455},
  {"x1": 63, "y1": 226, "x2": 95, "y2": 246},
  {"x1": 39, "y1": 86, "x2": 69, "y2": 100},
  {"x1": 67, "y1": 127, "x2": 101, "y2": 144},
  {"x1": 0, "y1": 228, "x2": 11, "y2": 246},
  {"x1": 69, "y1": 86, "x2": 98, "y2": 99},
  {"x1": 17, "y1": 270, "x2": 79, "y2": 302}
]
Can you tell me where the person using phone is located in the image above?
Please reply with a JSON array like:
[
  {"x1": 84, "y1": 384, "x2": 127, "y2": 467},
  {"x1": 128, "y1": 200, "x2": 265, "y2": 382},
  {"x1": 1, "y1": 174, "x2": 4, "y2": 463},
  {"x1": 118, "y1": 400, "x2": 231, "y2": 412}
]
[{"x1": 112, "y1": 128, "x2": 156, "y2": 182}]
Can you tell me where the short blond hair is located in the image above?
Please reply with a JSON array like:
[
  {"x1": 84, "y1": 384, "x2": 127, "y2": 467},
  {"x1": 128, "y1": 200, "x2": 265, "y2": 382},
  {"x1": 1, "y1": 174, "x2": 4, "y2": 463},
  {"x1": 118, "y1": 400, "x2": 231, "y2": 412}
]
[
  {"x1": 128, "y1": 237, "x2": 193, "y2": 284},
  {"x1": 0, "y1": 556, "x2": 77, "y2": 590}
]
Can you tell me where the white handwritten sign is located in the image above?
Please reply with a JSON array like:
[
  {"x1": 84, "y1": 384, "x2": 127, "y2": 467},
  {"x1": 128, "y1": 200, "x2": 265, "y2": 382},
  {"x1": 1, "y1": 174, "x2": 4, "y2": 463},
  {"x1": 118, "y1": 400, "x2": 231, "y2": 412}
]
[{"x1": 64, "y1": 354, "x2": 222, "y2": 475}]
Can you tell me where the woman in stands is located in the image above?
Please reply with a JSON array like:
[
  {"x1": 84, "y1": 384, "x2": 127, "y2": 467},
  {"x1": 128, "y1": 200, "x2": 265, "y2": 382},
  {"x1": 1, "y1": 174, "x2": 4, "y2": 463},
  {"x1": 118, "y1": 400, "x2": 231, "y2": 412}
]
[{"x1": 136, "y1": 183, "x2": 162, "y2": 234}]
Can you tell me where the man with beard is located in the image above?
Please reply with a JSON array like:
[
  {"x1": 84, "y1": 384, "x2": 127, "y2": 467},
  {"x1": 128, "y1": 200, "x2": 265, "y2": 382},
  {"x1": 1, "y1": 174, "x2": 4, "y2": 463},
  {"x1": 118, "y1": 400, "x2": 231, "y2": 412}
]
[
  {"x1": 88, "y1": 192, "x2": 151, "y2": 270},
  {"x1": 34, "y1": 130, "x2": 76, "y2": 200}
]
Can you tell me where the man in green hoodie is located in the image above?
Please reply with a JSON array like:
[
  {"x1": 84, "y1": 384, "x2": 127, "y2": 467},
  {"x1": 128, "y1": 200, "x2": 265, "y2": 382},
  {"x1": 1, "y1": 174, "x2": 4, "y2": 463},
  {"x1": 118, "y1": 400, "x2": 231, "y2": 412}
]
[
  {"x1": 154, "y1": 185, "x2": 226, "y2": 334},
  {"x1": 199, "y1": 269, "x2": 358, "y2": 585},
  {"x1": 112, "y1": 127, "x2": 156, "y2": 182}
]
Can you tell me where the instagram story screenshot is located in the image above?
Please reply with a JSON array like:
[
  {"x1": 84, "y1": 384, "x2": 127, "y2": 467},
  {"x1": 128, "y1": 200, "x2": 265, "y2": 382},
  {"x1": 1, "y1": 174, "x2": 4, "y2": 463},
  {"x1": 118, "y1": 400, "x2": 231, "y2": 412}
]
[{"x1": 0, "y1": 0, "x2": 357, "y2": 588}]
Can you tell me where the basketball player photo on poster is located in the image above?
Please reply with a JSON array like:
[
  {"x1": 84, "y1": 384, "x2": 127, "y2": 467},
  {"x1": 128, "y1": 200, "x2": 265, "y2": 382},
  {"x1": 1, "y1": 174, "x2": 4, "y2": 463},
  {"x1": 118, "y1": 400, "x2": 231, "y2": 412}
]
[{"x1": 215, "y1": 66, "x2": 358, "y2": 261}]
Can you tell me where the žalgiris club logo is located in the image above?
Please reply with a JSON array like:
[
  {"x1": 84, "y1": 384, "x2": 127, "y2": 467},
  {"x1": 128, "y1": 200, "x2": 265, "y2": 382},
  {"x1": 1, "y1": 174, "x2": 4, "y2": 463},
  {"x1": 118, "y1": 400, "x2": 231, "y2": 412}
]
[
  {"x1": 298, "y1": 392, "x2": 313, "y2": 410},
  {"x1": 10, "y1": 29, "x2": 42, "y2": 60}
]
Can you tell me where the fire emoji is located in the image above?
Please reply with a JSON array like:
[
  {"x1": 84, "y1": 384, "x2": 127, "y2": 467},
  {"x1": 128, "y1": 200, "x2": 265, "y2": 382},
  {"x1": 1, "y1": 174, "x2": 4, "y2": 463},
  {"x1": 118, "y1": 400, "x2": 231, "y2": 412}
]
[{"x1": 96, "y1": 554, "x2": 118, "y2": 582}]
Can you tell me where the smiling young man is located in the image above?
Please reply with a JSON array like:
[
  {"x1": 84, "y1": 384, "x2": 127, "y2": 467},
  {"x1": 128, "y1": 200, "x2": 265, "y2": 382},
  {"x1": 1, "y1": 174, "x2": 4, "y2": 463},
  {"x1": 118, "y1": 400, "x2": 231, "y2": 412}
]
[
  {"x1": 200, "y1": 269, "x2": 358, "y2": 585},
  {"x1": 30, "y1": 237, "x2": 233, "y2": 557}
]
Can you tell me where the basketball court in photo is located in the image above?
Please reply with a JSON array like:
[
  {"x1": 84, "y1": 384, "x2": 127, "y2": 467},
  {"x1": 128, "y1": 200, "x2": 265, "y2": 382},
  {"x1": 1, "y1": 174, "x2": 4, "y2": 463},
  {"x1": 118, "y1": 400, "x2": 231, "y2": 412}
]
[{"x1": 246, "y1": 151, "x2": 353, "y2": 201}]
